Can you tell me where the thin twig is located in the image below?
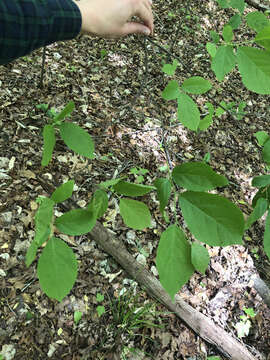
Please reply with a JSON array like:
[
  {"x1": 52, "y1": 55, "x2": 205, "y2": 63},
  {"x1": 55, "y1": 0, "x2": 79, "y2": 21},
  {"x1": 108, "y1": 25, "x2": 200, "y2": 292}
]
[{"x1": 39, "y1": 46, "x2": 46, "y2": 89}]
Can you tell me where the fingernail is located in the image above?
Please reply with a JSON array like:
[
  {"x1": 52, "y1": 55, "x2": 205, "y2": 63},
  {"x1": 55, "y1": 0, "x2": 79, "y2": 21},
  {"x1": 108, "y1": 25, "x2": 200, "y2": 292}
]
[{"x1": 144, "y1": 28, "x2": 150, "y2": 35}]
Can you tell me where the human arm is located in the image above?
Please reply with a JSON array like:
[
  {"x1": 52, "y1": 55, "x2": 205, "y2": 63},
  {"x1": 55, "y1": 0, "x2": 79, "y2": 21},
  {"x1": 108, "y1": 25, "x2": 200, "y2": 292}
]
[
  {"x1": 0, "y1": 0, "x2": 153, "y2": 65},
  {"x1": 0, "y1": 0, "x2": 81, "y2": 65}
]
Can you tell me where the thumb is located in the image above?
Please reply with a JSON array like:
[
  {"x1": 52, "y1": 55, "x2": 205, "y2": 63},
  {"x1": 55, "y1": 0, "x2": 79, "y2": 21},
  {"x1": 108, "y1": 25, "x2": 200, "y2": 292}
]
[{"x1": 121, "y1": 22, "x2": 151, "y2": 36}]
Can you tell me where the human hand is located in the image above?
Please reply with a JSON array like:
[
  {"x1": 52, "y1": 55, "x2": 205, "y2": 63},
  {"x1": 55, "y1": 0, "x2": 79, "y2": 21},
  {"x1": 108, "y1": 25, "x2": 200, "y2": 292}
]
[{"x1": 73, "y1": 0, "x2": 153, "y2": 38}]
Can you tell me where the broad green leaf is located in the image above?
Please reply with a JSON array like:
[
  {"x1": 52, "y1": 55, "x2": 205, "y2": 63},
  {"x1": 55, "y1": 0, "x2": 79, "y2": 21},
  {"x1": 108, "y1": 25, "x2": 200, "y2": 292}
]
[
  {"x1": 36, "y1": 103, "x2": 49, "y2": 111},
  {"x1": 54, "y1": 101, "x2": 75, "y2": 122},
  {"x1": 34, "y1": 198, "x2": 54, "y2": 246},
  {"x1": 206, "y1": 102, "x2": 215, "y2": 116},
  {"x1": 263, "y1": 139, "x2": 270, "y2": 164},
  {"x1": 211, "y1": 45, "x2": 236, "y2": 81},
  {"x1": 181, "y1": 76, "x2": 212, "y2": 94},
  {"x1": 252, "y1": 175, "x2": 270, "y2": 188},
  {"x1": 237, "y1": 47, "x2": 270, "y2": 94},
  {"x1": 216, "y1": 0, "x2": 230, "y2": 8},
  {"x1": 222, "y1": 25, "x2": 233, "y2": 42},
  {"x1": 55, "y1": 209, "x2": 96, "y2": 235},
  {"x1": 162, "y1": 60, "x2": 178, "y2": 76},
  {"x1": 42, "y1": 125, "x2": 56, "y2": 166},
  {"x1": 74, "y1": 311, "x2": 82, "y2": 324},
  {"x1": 229, "y1": 0, "x2": 245, "y2": 13},
  {"x1": 99, "y1": 177, "x2": 124, "y2": 189},
  {"x1": 252, "y1": 187, "x2": 270, "y2": 208},
  {"x1": 113, "y1": 181, "x2": 155, "y2": 197},
  {"x1": 263, "y1": 211, "x2": 270, "y2": 260},
  {"x1": 177, "y1": 93, "x2": 200, "y2": 131},
  {"x1": 246, "y1": 11, "x2": 270, "y2": 32},
  {"x1": 245, "y1": 198, "x2": 268, "y2": 230},
  {"x1": 162, "y1": 80, "x2": 180, "y2": 100},
  {"x1": 210, "y1": 30, "x2": 220, "y2": 44},
  {"x1": 96, "y1": 293, "x2": 104, "y2": 302},
  {"x1": 25, "y1": 240, "x2": 39, "y2": 267},
  {"x1": 236, "y1": 101, "x2": 247, "y2": 120},
  {"x1": 87, "y1": 189, "x2": 108, "y2": 218},
  {"x1": 154, "y1": 178, "x2": 171, "y2": 213},
  {"x1": 191, "y1": 243, "x2": 210, "y2": 274},
  {"x1": 59, "y1": 122, "x2": 95, "y2": 159},
  {"x1": 37, "y1": 237, "x2": 77, "y2": 301},
  {"x1": 255, "y1": 26, "x2": 270, "y2": 51},
  {"x1": 119, "y1": 198, "x2": 151, "y2": 230},
  {"x1": 97, "y1": 305, "x2": 105, "y2": 317},
  {"x1": 228, "y1": 13, "x2": 242, "y2": 30},
  {"x1": 172, "y1": 162, "x2": 228, "y2": 191},
  {"x1": 206, "y1": 42, "x2": 217, "y2": 58},
  {"x1": 199, "y1": 102, "x2": 214, "y2": 130},
  {"x1": 203, "y1": 152, "x2": 211, "y2": 163},
  {"x1": 179, "y1": 191, "x2": 244, "y2": 246},
  {"x1": 156, "y1": 225, "x2": 194, "y2": 301},
  {"x1": 254, "y1": 131, "x2": 270, "y2": 146},
  {"x1": 215, "y1": 101, "x2": 226, "y2": 117},
  {"x1": 51, "y1": 180, "x2": 74, "y2": 203}
]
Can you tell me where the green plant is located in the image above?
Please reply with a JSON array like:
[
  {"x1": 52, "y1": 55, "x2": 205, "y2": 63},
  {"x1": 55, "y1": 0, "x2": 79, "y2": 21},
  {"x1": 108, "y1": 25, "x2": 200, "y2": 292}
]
[
  {"x1": 162, "y1": 2, "x2": 270, "y2": 132},
  {"x1": 120, "y1": 347, "x2": 149, "y2": 360},
  {"x1": 25, "y1": 181, "x2": 108, "y2": 301},
  {"x1": 40, "y1": 101, "x2": 95, "y2": 166},
  {"x1": 108, "y1": 289, "x2": 162, "y2": 336},
  {"x1": 244, "y1": 132, "x2": 270, "y2": 260},
  {"x1": 96, "y1": 293, "x2": 105, "y2": 317},
  {"x1": 100, "y1": 49, "x2": 107, "y2": 60},
  {"x1": 25, "y1": 3, "x2": 270, "y2": 308},
  {"x1": 234, "y1": 307, "x2": 256, "y2": 338},
  {"x1": 129, "y1": 167, "x2": 149, "y2": 183},
  {"x1": 74, "y1": 310, "x2": 82, "y2": 324}
]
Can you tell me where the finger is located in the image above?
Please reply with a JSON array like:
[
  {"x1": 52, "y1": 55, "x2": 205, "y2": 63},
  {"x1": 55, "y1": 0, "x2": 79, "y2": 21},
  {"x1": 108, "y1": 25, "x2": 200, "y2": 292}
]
[
  {"x1": 134, "y1": 4, "x2": 154, "y2": 34},
  {"x1": 120, "y1": 21, "x2": 151, "y2": 36}
]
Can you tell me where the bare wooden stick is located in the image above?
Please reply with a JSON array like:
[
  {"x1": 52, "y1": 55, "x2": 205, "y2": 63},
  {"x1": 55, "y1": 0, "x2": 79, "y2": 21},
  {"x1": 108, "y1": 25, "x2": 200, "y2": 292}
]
[
  {"x1": 89, "y1": 221, "x2": 258, "y2": 360},
  {"x1": 245, "y1": 0, "x2": 270, "y2": 11},
  {"x1": 252, "y1": 275, "x2": 270, "y2": 308}
]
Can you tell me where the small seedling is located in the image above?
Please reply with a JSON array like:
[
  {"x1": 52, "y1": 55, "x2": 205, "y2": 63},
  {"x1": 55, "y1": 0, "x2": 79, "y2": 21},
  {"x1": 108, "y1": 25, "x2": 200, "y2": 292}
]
[
  {"x1": 129, "y1": 167, "x2": 149, "y2": 183},
  {"x1": 109, "y1": 289, "x2": 162, "y2": 336},
  {"x1": 100, "y1": 49, "x2": 108, "y2": 60},
  {"x1": 74, "y1": 310, "x2": 82, "y2": 324},
  {"x1": 234, "y1": 307, "x2": 256, "y2": 338},
  {"x1": 25, "y1": 311, "x2": 35, "y2": 321},
  {"x1": 36, "y1": 103, "x2": 49, "y2": 112},
  {"x1": 40, "y1": 101, "x2": 95, "y2": 166},
  {"x1": 96, "y1": 293, "x2": 105, "y2": 317}
]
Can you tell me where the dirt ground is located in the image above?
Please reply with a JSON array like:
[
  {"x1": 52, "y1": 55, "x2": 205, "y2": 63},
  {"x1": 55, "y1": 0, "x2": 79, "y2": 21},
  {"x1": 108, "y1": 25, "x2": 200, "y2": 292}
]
[{"x1": 1, "y1": 0, "x2": 270, "y2": 359}]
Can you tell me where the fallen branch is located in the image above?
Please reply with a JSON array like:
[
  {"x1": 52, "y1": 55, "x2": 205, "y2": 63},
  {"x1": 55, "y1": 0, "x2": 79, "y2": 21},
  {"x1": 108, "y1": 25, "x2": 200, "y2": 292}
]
[
  {"x1": 252, "y1": 275, "x2": 270, "y2": 308},
  {"x1": 245, "y1": 0, "x2": 270, "y2": 11},
  {"x1": 89, "y1": 221, "x2": 258, "y2": 360}
]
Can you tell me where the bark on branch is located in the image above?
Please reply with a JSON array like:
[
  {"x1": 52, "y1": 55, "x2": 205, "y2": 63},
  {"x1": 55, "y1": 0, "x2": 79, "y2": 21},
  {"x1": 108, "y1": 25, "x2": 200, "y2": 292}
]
[
  {"x1": 252, "y1": 275, "x2": 270, "y2": 308},
  {"x1": 89, "y1": 221, "x2": 258, "y2": 360},
  {"x1": 245, "y1": 0, "x2": 270, "y2": 11}
]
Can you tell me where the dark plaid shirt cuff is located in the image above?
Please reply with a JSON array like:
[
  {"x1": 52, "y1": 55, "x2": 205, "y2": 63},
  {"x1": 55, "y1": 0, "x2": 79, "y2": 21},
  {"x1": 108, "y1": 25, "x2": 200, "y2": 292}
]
[{"x1": 0, "y1": 0, "x2": 82, "y2": 65}]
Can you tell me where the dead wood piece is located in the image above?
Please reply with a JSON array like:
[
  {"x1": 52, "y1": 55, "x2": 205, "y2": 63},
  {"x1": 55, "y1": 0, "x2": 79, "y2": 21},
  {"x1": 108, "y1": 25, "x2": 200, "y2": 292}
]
[
  {"x1": 89, "y1": 221, "x2": 258, "y2": 360},
  {"x1": 245, "y1": 0, "x2": 270, "y2": 11},
  {"x1": 252, "y1": 275, "x2": 270, "y2": 308}
]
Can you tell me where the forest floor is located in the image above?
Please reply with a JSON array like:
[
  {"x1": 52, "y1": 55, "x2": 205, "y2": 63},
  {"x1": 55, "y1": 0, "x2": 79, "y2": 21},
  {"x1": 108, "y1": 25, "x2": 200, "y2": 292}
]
[{"x1": 1, "y1": 0, "x2": 270, "y2": 359}]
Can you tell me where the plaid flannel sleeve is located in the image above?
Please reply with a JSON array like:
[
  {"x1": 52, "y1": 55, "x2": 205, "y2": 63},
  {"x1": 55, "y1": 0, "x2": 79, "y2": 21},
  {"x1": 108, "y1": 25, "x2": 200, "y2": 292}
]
[{"x1": 0, "y1": 0, "x2": 82, "y2": 65}]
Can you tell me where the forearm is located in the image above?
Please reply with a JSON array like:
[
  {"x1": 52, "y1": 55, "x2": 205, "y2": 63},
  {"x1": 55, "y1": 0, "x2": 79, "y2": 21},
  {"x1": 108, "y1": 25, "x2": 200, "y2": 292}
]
[{"x1": 0, "y1": 0, "x2": 82, "y2": 65}]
